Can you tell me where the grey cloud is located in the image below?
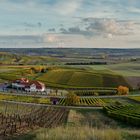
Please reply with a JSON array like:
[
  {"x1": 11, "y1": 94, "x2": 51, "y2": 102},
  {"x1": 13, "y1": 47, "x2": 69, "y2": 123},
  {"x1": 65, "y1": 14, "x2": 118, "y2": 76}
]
[
  {"x1": 60, "y1": 26, "x2": 94, "y2": 37},
  {"x1": 59, "y1": 28, "x2": 67, "y2": 33},
  {"x1": 68, "y1": 27, "x2": 94, "y2": 36},
  {"x1": 59, "y1": 17, "x2": 137, "y2": 37},
  {"x1": 86, "y1": 18, "x2": 135, "y2": 36},
  {"x1": 68, "y1": 27, "x2": 81, "y2": 33},
  {"x1": 48, "y1": 28, "x2": 56, "y2": 32},
  {"x1": 0, "y1": 35, "x2": 43, "y2": 45}
]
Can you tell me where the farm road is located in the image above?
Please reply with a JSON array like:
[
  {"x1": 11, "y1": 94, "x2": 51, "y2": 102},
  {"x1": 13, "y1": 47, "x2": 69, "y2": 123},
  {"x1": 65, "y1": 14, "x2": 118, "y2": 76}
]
[
  {"x1": 0, "y1": 91, "x2": 140, "y2": 99},
  {"x1": 0, "y1": 100, "x2": 103, "y2": 110}
]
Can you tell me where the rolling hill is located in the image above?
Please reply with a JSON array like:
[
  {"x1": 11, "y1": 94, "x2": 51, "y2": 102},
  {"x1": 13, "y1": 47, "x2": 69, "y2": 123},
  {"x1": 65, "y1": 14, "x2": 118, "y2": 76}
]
[
  {"x1": 0, "y1": 52, "x2": 59, "y2": 65},
  {"x1": 37, "y1": 68, "x2": 131, "y2": 89}
]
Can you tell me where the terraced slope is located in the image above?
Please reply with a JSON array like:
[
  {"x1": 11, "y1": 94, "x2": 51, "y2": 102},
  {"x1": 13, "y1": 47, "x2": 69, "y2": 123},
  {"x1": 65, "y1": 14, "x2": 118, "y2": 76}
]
[{"x1": 103, "y1": 105, "x2": 140, "y2": 126}]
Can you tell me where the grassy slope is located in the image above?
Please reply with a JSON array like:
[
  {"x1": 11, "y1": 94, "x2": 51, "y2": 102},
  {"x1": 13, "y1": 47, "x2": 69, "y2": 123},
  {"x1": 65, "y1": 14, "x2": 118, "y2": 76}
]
[
  {"x1": 0, "y1": 64, "x2": 131, "y2": 88},
  {"x1": 0, "y1": 67, "x2": 31, "y2": 81},
  {"x1": 0, "y1": 52, "x2": 59, "y2": 65},
  {"x1": 0, "y1": 65, "x2": 39, "y2": 82},
  {"x1": 13, "y1": 126, "x2": 140, "y2": 140},
  {"x1": 89, "y1": 62, "x2": 140, "y2": 89},
  {"x1": 37, "y1": 68, "x2": 130, "y2": 88},
  {"x1": 89, "y1": 62, "x2": 140, "y2": 77}
]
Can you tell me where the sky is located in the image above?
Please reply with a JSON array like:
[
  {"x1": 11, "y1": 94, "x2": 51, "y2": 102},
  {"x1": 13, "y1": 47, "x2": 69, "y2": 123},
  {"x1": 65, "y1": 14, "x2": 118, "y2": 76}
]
[{"x1": 0, "y1": 0, "x2": 140, "y2": 48}]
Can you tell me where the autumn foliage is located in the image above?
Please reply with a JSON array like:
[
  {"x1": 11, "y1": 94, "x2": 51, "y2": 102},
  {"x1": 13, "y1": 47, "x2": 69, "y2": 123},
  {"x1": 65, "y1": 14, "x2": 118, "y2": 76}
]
[
  {"x1": 30, "y1": 66, "x2": 46, "y2": 74},
  {"x1": 117, "y1": 86, "x2": 129, "y2": 95},
  {"x1": 66, "y1": 92, "x2": 80, "y2": 105}
]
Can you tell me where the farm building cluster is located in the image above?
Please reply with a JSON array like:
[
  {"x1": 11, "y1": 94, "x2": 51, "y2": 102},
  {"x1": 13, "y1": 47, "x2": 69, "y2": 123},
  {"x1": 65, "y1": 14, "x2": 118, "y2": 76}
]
[
  {"x1": 0, "y1": 78, "x2": 68, "y2": 95},
  {"x1": 11, "y1": 78, "x2": 46, "y2": 92}
]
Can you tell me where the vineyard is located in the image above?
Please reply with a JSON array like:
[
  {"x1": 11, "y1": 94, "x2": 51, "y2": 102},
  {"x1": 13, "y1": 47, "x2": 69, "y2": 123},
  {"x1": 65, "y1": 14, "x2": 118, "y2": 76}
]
[
  {"x1": 103, "y1": 105, "x2": 140, "y2": 126},
  {"x1": 128, "y1": 96, "x2": 140, "y2": 103},
  {"x1": 59, "y1": 98, "x2": 106, "y2": 106},
  {"x1": 37, "y1": 68, "x2": 131, "y2": 89},
  {"x1": 0, "y1": 102, "x2": 69, "y2": 138},
  {"x1": 74, "y1": 89, "x2": 117, "y2": 96}
]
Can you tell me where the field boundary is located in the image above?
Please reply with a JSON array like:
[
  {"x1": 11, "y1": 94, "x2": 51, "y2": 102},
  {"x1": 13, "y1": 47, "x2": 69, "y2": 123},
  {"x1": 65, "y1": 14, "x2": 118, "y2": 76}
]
[
  {"x1": 0, "y1": 100, "x2": 103, "y2": 109},
  {"x1": 0, "y1": 92, "x2": 139, "y2": 99}
]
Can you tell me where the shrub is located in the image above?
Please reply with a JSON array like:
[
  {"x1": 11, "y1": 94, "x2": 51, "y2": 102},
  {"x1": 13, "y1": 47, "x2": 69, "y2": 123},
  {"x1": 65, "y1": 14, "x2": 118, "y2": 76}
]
[
  {"x1": 65, "y1": 92, "x2": 80, "y2": 105},
  {"x1": 117, "y1": 86, "x2": 129, "y2": 95}
]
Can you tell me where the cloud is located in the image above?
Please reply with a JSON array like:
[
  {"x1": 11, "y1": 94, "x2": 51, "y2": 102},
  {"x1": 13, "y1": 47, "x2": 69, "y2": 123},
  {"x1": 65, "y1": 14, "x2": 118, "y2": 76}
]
[
  {"x1": 23, "y1": 22, "x2": 42, "y2": 28},
  {"x1": 59, "y1": 26, "x2": 94, "y2": 37},
  {"x1": 68, "y1": 27, "x2": 80, "y2": 33},
  {"x1": 59, "y1": 18, "x2": 136, "y2": 38},
  {"x1": 0, "y1": 0, "x2": 140, "y2": 48},
  {"x1": 42, "y1": 33, "x2": 59, "y2": 43},
  {"x1": 59, "y1": 28, "x2": 67, "y2": 33},
  {"x1": 48, "y1": 28, "x2": 56, "y2": 32},
  {"x1": 86, "y1": 19, "x2": 132, "y2": 35}
]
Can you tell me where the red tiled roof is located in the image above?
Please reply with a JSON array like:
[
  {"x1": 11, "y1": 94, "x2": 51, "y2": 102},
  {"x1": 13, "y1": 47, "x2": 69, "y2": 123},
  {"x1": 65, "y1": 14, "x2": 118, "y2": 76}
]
[
  {"x1": 12, "y1": 78, "x2": 45, "y2": 89},
  {"x1": 13, "y1": 78, "x2": 29, "y2": 84},
  {"x1": 25, "y1": 81, "x2": 45, "y2": 89}
]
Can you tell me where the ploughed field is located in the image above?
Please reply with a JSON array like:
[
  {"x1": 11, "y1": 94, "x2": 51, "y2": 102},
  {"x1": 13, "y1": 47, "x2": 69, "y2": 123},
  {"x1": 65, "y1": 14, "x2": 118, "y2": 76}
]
[{"x1": 0, "y1": 102, "x2": 69, "y2": 138}]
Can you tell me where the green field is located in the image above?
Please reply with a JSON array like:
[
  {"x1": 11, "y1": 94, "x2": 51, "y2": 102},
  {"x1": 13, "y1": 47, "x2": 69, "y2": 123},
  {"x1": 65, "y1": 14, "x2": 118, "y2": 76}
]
[
  {"x1": 0, "y1": 65, "x2": 131, "y2": 89},
  {"x1": 89, "y1": 62, "x2": 140, "y2": 77},
  {"x1": 0, "y1": 66, "x2": 33, "y2": 82},
  {"x1": 128, "y1": 96, "x2": 140, "y2": 102},
  {"x1": 0, "y1": 52, "x2": 59, "y2": 65},
  {"x1": 0, "y1": 93, "x2": 51, "y2": 104},
  {"x1": 0, "y1": 52, "x2": 139, "y2": 89},
  {"x1": 37, "y1": 68, "x2": 130, "y2": 89}
]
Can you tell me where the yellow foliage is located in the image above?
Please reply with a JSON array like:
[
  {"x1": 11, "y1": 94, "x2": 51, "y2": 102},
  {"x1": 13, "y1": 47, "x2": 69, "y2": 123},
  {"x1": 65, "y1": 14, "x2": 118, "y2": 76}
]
[
  {"x1": 66, "y1": 92, "x2": 80, "y2": 105},
  {"x1": 117, "y1": 86, "x2": 129, "y2": 95}
]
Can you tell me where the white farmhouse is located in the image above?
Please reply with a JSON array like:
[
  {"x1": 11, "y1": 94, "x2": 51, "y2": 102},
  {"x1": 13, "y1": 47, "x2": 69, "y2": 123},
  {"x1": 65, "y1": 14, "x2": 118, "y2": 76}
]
[
  {"x1": 25, "y1": 81, "x2": 45, "y2": 92},
  {"x1": 12, "y1": 78, "x2": 45, "y2": 92}
]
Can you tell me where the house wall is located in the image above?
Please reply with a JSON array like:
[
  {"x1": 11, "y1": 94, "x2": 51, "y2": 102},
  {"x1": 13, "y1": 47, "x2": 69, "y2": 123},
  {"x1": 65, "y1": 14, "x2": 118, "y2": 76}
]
[
  {"x1": 12, "y1": 81, "x2": 46, "y2": 92},
  {"x1": 12, "y1": 83, "x2": 25, "y2": 88},
  {"x1": 25, "y1": 84, "x2": 45, "y2": 92}
]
